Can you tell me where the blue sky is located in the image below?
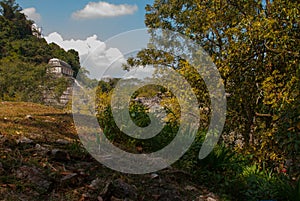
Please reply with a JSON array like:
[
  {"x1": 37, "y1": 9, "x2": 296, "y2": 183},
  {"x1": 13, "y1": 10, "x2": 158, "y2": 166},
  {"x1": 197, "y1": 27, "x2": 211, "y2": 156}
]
[
  {"x1": 17, "y1": 0, "x2": 156, "y2": 78},
  {"x1": 18, "y1": 0, "x2": 153, "y2": 40}
]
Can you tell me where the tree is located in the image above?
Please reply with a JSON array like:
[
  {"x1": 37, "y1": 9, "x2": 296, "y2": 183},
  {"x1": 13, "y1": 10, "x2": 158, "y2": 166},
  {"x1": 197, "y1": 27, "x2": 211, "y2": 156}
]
[
  {"x1": 0, "y1": 0, "x2": 82, "y2": 104},
  {"x1": 0, "y1": 58, "x2": 47, "y2": 102},
  {"x1": 125, "y1": 0, "x2": 299, "y2": 171},
  {"x1": 0, "y1": 0, "x2": 32, "y2": 39},
  {"x1": 0, "y1": 0, "x2": 21, "y2": 20}
]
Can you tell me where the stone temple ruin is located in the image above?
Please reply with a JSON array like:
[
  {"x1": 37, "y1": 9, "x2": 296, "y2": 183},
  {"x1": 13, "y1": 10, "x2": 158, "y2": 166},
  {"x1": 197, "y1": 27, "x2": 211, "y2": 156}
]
[
  {"x1": 44, "y1": 58, "x2": 74, "y2": 106},
  {"x1": 47, "y1": 58, "x2": 74, "y2": 77}
]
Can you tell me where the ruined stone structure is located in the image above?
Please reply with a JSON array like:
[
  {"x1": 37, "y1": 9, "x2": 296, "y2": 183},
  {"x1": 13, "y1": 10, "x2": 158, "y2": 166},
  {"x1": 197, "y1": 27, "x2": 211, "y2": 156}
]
[
  {"x1": 47, "y1": 58, "x2": 74, "y2": 77},
  {"x1": 44, "y1": 58, "x2": 74, "y2": 107}
]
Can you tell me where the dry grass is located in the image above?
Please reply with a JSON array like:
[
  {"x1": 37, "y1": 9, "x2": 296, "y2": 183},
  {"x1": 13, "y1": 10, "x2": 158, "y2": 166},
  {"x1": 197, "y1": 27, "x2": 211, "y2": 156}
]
[
  {"x1": 0, "y1": 101, "x2": 218, "y2": 201},
  {"x1": 0, "y1": 102, "x2": 77, "y2": 142}
]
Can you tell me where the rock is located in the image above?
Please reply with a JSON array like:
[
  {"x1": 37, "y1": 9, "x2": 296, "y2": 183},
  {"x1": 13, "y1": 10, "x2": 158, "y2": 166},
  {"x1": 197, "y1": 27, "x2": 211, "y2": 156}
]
[
  {"x1": 152, "y1": 194, "x2": 160, "y2": 200},
  {"x1": 25, "y1": 115, "x2": 33, "y2": 120},
  {"x1": 35, "y1": 143, "x2": 48, "y2": 151},
  {"x1": 111, "y1": 179, "x2": 137, "y2": 199},
  {"x1": 79, "y1": 193, "x2": 90, "y2": 200},
  {"x1": 157, "y1": 190, "x2": 181, "y2": 201},
  {"x1": 97, "y1": 196, "x2": 104, "y2": 201},
  {"x1": 110, "y1": 196, "x2": 123, "y2": 201},
  {"x1": 197, "y1": 194, "x2": 218, "y2": 201},
  {"x1": 0, "y1": 162, "x2": 4, "y2": 175},
  {"x1": 61, "y1": 173, "x2": 77, "y2": 181},
  {"x1": 150, "y1": 173, "x2": 159, "y2": 179},
  {"x1": 56, "y1": 139, "x2": 69, "y2": 145},
  {"x1": 60, "y1": 173, "x2": 78, "y2": 186},
  {"x1": 184, "y1": 185, "x2": 198, "y2": 191},
  {"x1": 89, "y1": 177, "x2": 101, "y2": 189},
  {"x1": 49, "y1": 149, "x2": 70, "y2": 161},
  {"x1": 0, "y1": 133, "x2": 6, "y2": 144},
  {"x1": 15, "y1": 166, "x2": 52, "y2": 192},
  {"x1": 197, "y1": 197, "x2": 205, "y2": 201},
  {"x1": 101, "y1": 179, "x2": 137, "y2": 200},
  {"x1": 16, "y1": 137, "x2": 33, "y2": 144}
]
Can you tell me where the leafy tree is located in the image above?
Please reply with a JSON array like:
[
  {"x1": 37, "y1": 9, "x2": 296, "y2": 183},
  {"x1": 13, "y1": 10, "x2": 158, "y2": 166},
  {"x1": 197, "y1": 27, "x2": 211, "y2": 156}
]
[
  {"x1": 124, "y1": 0, "x2": 299, "y2": 172},
  {"x1": 0, "y1": 0, "x2": 32, "y2": 40},
  {"x1": 0, "y1": 0, "x2": 82, "y2": 104},
  {"x1": 0, "y1": 0, "x2": 21, "y2": 20},
  {"x1": 0, "y1": 58, "x2": 46, "y2": 102}
]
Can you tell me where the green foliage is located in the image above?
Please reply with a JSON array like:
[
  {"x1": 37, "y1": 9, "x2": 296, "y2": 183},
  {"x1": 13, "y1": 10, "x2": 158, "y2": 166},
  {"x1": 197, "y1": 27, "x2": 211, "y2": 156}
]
[
  {"x1": 199, "y1": 144, "x2": 241, "y2": 172},
  {"x1": 76, "y1": 67, "x2": 99, "y2": 89},
  {"x1": 177, "y1": 144, "x2": 297, "y2": 200},
  {"x1": 0, "y1": 0, "x2": 82, "y2": 103},
  {"x1": 0, "y1": 0, "x2": 32, "y2": 41},
  {"x1": 0, "y1": 58, "x2": 71, "y2": 103},
  {"x1": 50, "y1": 76, "x2": 70, "y2": 101},
  {"x1": 96, "y1": 79, "x2": 179, "y2": 152},
  {"x1": 236, "y1": 164, "x2": 279, "y2": 200},
  {"x1": 0, "y1": 58, "x2": 46, "y2": 102},
  {"x1": 134, "y1": 0, "x2": 300, "y2": 175},
  {"x1": 276, "y1": 176, "x2": 300, "y2": 201},
  {"x1": 106, "y1": 0, "x2": 300, "y2": 199},
  {"x1": 0, "y1": 0, "x2": 81, "y2": 72},
  {"x1": 129, "y1": 101, "x2": 151, "y2": 127}
]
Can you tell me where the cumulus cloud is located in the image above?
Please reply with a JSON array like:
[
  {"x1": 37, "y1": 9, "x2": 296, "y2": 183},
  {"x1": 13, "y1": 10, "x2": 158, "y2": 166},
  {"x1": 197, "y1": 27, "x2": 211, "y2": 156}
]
[
  {"x1": 44, "y1": 32, "x2": 127, "y2": 79},
  {"x1": 21, "y1": 8, "x2": 41, "y2": 23},
  {"x1": 45, "y1": 32, "x2": 103, "y2": 56},
  {"x1": 72, "y1": 1, "x2": 138, "y2": 19}
]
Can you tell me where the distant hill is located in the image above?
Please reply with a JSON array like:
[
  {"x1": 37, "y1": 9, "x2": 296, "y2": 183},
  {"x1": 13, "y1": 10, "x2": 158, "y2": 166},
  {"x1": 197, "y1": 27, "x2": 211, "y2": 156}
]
[{"x1": 0, "y1": 0, "x2": 81, "y2": 103}]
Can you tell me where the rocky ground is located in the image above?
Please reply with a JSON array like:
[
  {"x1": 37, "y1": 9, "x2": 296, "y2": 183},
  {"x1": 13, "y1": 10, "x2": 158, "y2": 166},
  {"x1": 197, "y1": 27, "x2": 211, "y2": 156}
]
[{"x1": 0, "y1": 102, "x2": 220, "y2": 201}]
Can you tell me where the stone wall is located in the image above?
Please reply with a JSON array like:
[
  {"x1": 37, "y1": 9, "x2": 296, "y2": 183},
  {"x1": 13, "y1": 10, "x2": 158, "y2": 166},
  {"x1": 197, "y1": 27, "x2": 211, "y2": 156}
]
[{"x1": 43, "y1": 77, "x2": 74, "y2": 108}]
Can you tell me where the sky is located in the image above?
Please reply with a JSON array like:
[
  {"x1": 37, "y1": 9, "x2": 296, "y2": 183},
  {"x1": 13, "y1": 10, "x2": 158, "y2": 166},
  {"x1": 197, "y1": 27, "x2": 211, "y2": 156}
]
[
  {"x1": 18, "y1": 0, "x2": 153, "y2": 40},
  {"x1": 17, "y1": 0, "x2": 155, "y2": 78}
]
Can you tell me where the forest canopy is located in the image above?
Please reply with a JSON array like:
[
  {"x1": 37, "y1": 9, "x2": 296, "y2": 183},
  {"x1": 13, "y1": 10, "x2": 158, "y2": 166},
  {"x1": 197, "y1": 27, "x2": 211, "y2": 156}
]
[
  {"x1": 121, "y1": 0, "x2": 300, "y2": 175},
  {"x1": 0, "y1": 0, "x2": 81, "y2": 102}
]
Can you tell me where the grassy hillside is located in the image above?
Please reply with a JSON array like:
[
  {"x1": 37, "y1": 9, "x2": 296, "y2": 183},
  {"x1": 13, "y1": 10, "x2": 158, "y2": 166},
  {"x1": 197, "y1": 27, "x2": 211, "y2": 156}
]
[
  {"x1": 0, "y1": 102, "x2": 220, "y2": 201},
  {"x1": 0, "y1": 102, "x2": 75, "y2": 141}
]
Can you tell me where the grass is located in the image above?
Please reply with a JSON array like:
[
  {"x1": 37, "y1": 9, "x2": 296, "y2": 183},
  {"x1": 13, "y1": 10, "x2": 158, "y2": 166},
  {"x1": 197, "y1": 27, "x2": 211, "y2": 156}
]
[
  {"x1": 0, "y1": 101, "x2": 76, "y2": 142},
  {"x1": 0, "y1": 101, "x2": 220, "y2": 201},
  {"x1": 0, "y1": 101, "x2": 297, "y2": 200}
]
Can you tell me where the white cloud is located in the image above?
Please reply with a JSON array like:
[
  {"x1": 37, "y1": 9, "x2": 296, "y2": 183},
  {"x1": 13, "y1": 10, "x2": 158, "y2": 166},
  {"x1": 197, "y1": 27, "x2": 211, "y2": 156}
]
[
  {"x1": 45, "y1": 32, "x2": 103, "y2": 56},
  {"x1": 72, "y1": 1, "x2": 138, "y2": 19},
  {"x1": 44, "y1": 32, "x2": 127, "y2": 79},
  {"x1": 21, "y1": 8, "x2": 41, "y2": 23}
]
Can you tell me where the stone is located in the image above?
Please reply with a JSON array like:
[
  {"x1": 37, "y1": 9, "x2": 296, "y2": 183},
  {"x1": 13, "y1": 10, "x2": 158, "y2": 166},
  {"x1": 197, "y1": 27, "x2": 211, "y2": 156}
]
[
  {"x1": 0, "y1": 162, "x2": 4, "y2": 175},
  {"x1": 89, "y1": 178, "x2": 101, "y2": 189},
  {"x1": 101, "y1": 179, "x2": 137, "y2": 200},
  {"x1": 16, "y1": 137, "x2": 33, "y2": 144},
  {"x1": 35, "y1": 144, "x2": 48, "y2": 151},
  {"x1": 15, "y1": 166, "x2": 52, "y2": 192},
  {"x1": 97, "y1": 196, "x2": 104, "y2": 201},
  {"x1": 111, "y1": 179, "x2": 137, "y2": 199},
  {"x1": 49, "y1": 149, "x2": 70, "y2": 161},
  {"x1": 110, "y1": 196, "x2": 123, "y2": 201},
  {"x1": 25, "y1": 115, "x2": 33, "y2": 120},
  {"x1": 56, "y1": 139, "x2": 69, "y2": 145},
  {"x1": 150, "y1": 173, "x2": 159, "y2": 179},
  {"x1": 184, "y1": 185, "x2": 198, "y2": 191},
  {"x1": 60, "y1": 173, "x2": 78, "y2": 187}
]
